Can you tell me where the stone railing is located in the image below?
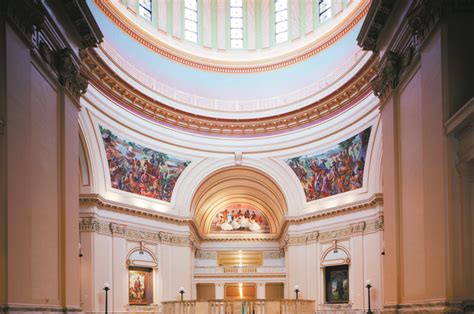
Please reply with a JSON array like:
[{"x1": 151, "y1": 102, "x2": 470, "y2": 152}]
[
  {"x1": 194, "y1": 266, "x2": 285, "y2": 274},
  {"x1": 162, "y1": 299, "x2": 315, "y2": 314}
]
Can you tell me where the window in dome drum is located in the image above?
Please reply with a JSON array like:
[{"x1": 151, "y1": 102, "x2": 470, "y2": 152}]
[
  {"x1": 230, "y1": 0, "x2": 243, "y2": 49},
  {"x1": 138, "y1": 0, "x2": 152, "y2": 22},
  {"x1": 319, "y1": 0, "x2": 332, "y2": 23},
  {"x1": 275, "y1": 0, "x2": 288, "y2": 43},
  {"x1": 184, "y1": 0, "x2": 198, "y2": 43}
]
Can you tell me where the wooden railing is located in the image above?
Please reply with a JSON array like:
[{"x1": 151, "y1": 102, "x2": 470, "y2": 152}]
[{"x1": 162, "y1": 299, "x2": 315, "y2": 314}]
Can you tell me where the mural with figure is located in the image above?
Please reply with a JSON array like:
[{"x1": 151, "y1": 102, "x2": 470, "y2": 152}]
[
  {"x1": 210, "y1": 204, "x2": 270, "y2": 234},
  {"x1": 100, "y1": 126, "x2": 190, "y2": 202},
  {"x1": 285, "y1": 127, "x2": 371, "y2": 202}
]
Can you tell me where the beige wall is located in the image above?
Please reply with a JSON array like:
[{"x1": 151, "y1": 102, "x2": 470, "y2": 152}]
[
  {"x1": 79, "y1": 212, "x2": 194, "y2": 312},
  {"x1": 286, "y1": 219, "x2": 383, "y2": 312},
  {"x1": 1, "y1": 21, "x2": 81, "y2": 310},
  {"x1": 380, "y1": 13, "x2": 474, "y2": 310}
]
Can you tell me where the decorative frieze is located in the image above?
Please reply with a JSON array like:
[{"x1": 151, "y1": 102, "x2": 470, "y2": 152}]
[
  {"x1": 1, "y1": 0, "x2": 102, "y2": 101},
  {"x1": 79, "y1": 217, "x2": 194, "y2": 247},
  {"x1": 285, "y1": 215, "x2": 384, "y2": 247},
  {"x1": 359, "y1": 0, "x2": 453, "y2": 101},
  {"x1": 81, "y1": 193, "x2": 384, "y2": 243}
]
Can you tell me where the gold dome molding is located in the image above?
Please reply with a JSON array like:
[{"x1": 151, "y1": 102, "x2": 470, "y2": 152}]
[{"x1": 81, "y1": 49, "x2": 378, "y2": 136}]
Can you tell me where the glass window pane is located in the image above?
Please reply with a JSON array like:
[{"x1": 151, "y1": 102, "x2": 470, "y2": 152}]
[
  {"x1": 138, "y1": 6, "x2": 152, "y2": 21},
  {"x1": 185, "y1": 0, "x2": 197, "y2": 10},
  {"x1": 275, "y1": 0, "x2": 287, "y2": 12},
  {"x1": 319, "y1": 9, "x2": 331, "y2": 23},
  {"x1": 275, "y1": 10, "x2": 287, "y2": 23},
  {"x1": 319, "y1": 0, "x2": 331, "y2": 13},
  {"x1": 185, "y1": 20, "x2": 197, "y2": 32},
  {"x1": 231, "y1": 39, "x2": 243, "y2": 49},
  {"x1": 230, "y1": 7, "x2": 243, "y2": 17},
  {"x1": 230, "y1": 28, "x2": 243, "y2": 39},
  {"x1": 139, "y1": 0, "x2": 151, "y2": 10},
  {"x1": 275, "y1": 21, "x2": 288, "y2": 33},
  {"x1": 230, "y1": 0, "x2": 243, "y2": 6},
  {"x1": 184, "y1": 8, "x2": 198, "y2": 21},
  {"x1": 230, "y1": 18, "x2": 243, "y2": 28},
  {"x1": 185, "y1": 31, "x2": 198, "y2": 42},
  {"x1": 276, "y1": 32, "x2": 288, "y2": 43}
]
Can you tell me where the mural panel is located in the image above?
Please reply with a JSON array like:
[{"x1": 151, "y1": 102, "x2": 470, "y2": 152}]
[
  {"x1": 100, "y1": 126, "x2": 190, "y2": 202},
  {"x1": 128, "y1": 270, "x2": 148, "y2": 305},
  {"x1": 210, "y1": 204, "x2": 270, "y2": 234},
  {"x1": 285, "y1": 127, "x2": 371, "y2": 202}
]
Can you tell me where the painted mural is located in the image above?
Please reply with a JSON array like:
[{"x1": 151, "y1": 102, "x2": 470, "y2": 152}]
[
  {"x1": 100, "y1": 126, "x2": 190, "y2": 202},
  {"x1": 285, "y1": 127, "x2": 371, "y2": 202},
  {"x1": 128, "y1": 270, "x2": 148, "y2": 305},
  {"x1": 210, "y1": 204, "x2": 270, "y2": 234}
]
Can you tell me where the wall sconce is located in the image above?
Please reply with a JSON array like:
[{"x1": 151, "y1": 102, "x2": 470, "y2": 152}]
[
  {"x1": 179, "y1": 287, "x2": 185, "y2": 301},
  {"x1": 294, "y1": 285, "x2": 300, "y2": 300}
]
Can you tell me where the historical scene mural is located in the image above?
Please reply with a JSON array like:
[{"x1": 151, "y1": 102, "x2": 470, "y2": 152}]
[
  {"x1": 100, "y1": 126, "x2": 190, "y2": 202},
  {"x1": 210, "y1": 204, "x2": 270, "y2": 234},
  {"x1": 286, "y1": 127, "x2": 371, "y2": 201},
  {"x1": 129, "y1": 270, "x2": 148, "y2": 305}
]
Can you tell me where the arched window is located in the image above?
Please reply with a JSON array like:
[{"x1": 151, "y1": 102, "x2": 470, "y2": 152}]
[
  {"x1": 126, "y1": 244, "x2": 158, "y2": 305},
  {"x1": 138, "y1": 0, "x2": 152, "y2": 22},
  {"x1": 319, "y1": 0, "x2": 332, "y2": 23},
  {"x1": 321, "y1": 241, "x2": 350, "y2": 304},
  {"x1": 275, "y1": 0, "x2": 288, "y2": 43},
  {"x1": 230, "y1": 0, "x2": 244, "y2": 49},
  {"x1": 184, "y1": 0, "x2": 198, "y2": 42}
]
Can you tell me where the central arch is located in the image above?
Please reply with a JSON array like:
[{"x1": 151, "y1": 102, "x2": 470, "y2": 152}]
[{"x1": 191, "y1": 167, "x2": 287, "y2": 240}]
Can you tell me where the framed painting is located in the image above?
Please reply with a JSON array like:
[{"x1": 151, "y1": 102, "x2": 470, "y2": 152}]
[
  {"x1": 325, "y1": 265, "x2": 349, "y2": 303},
  {"x1": 129, "y1": 269, "x2": 149, "y2": 305}
]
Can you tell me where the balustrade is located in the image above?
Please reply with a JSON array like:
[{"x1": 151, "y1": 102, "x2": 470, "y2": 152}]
[
  {"x1": 194, "y1": 266, "x2": 285, "y2": 274},
  {"x1": 162, "y1": 299, "x2": 315, "y2": 314}
]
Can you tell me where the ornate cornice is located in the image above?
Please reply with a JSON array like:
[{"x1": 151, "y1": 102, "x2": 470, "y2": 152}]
[
  {"x1": 81, "y1": 49, "x2": 378, "y2": 136},
  {"x1": 286, "y1": 193, "x2": 383, "y2": 224},
  {"x1": 94, "y1": 0, "x2": 369, "y2": 73},
  {"x1": 284, "y1": 215, "x2": 384, "y2": 247},
  {"x1": 79, "y1": 217, "x2": 193, "y2": 247},
  {"x1": 80, "y1": 193, "x2": 383, "y2": 243},
  {"x1": 360, "y1": 0, "x2": 455, "y2": 101},
  {"x1": 62, "y1": 0, "x2": 103, "y2": 49},
  {"x1": 357, "y1": 0, "x2": 396, "y2": 51},
  {"x1": 79, "y1": 194, "x2": 190, "y2": 224},
  {"x1": 2, "y1": 0, "x2": 102, "y2": 101}
]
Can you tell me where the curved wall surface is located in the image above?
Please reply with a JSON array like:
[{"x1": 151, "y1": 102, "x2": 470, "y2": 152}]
[{"x1": 79, "y1": 84, "x2": 382, "y2": 231}]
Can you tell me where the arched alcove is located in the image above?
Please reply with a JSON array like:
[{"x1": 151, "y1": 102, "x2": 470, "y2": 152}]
[{"x1": 192, "y1": 166, "x2": 287, "y2": 240}]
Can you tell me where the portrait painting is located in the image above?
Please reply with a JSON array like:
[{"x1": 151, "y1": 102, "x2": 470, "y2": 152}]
[
  {"x1": 285, "y1": 127, "x2": 371, "y2": 202},
  {"x1": 100, "y1": 126, "x2": 190, "y2": 202},
  {"x1": 325, "y1": 266, "x2": 349, "y2": 303},
  {"x1": 210, "y1": 204, "x2": 270, "y2": 234},
  {"x1": 129, "y1": 270, "x2": 148, "y2": 305}
]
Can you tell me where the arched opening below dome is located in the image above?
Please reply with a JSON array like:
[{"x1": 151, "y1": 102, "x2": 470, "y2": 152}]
[{"x1": 191, "y1": 166, "x2": 287, "y2": 240}]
